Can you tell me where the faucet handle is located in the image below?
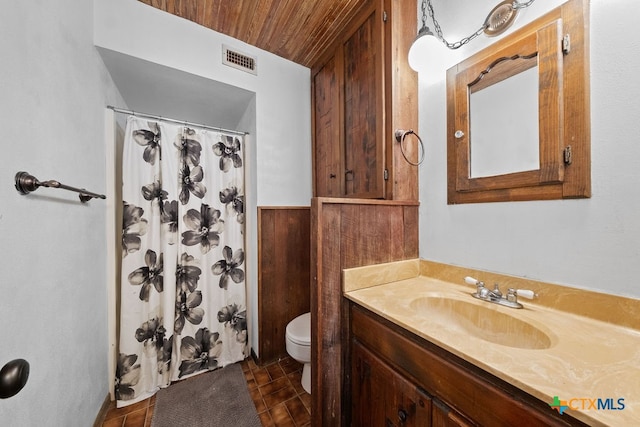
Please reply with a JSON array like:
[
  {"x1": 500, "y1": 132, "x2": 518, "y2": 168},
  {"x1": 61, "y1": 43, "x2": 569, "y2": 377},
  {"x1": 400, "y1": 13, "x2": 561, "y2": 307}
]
[
  {"x1": 464, "y1": 276, "x2": 486, "y2": 294},
  {"x1": 507, "y1": 288, "x2": 537, "y2": 302},
  {"x1": 465, "y1": 277, "x2": 488, "y2": 299},
  {"x1": 516, "y1": 289, "x2": 536, "y2": 299},
  {"x1": 464, "y1": 276, "x2": 482, "y2": 286}
]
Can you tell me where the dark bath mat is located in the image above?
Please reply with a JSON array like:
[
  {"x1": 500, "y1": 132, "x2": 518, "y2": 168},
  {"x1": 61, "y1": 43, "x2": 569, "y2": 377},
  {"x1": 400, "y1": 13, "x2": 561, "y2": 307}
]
[{"x1": 151, "y1": 362, "x2": 261, "y2": 427}]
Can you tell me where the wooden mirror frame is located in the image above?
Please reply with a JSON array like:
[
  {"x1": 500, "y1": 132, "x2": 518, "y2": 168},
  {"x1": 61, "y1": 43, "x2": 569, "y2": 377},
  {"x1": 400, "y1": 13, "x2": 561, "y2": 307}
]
[{"x1": 447, "y1": 0, "x2": 590, "y2": 204}]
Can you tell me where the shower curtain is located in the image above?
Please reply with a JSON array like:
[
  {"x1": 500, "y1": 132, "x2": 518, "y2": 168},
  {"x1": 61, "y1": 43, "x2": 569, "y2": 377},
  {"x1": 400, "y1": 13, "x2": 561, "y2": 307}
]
[{"x1": 116, "y1": 116, "x2": 248, "y2": 407}]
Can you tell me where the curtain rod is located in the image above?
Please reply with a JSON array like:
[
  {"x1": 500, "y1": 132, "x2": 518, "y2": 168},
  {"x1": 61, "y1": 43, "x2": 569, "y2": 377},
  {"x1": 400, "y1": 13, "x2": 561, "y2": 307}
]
[{"x1": 107, "y1": 106, "x2": 248, "y2": 136}]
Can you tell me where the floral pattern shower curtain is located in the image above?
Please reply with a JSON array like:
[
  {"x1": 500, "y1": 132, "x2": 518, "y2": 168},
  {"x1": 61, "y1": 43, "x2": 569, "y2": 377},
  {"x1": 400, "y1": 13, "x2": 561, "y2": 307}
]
[{"x1": 116, "y1": 116, "x2": 248, "y2": 407}]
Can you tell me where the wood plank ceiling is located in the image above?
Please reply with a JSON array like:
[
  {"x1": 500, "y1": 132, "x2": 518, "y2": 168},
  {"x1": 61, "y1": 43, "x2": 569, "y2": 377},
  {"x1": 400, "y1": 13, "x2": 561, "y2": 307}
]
[{"x1": 137, "y1": 0, "x2": 370, "y2": 68}]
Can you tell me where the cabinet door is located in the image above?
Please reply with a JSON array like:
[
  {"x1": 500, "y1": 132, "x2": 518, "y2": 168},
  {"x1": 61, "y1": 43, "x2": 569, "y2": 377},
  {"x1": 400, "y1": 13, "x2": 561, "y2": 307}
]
[
  {"x1": 353, "y1": 341, "x2": 431, "y2": 427},
  {"x1": 386, "y1": 369, "x2": 432, "y2": 427},
  {"x1": 352, "y1": 341, "x2": 387, "y2": 426},
  {"x1": 313, "y1": 54, "x2": 343, "y2": 197},
  {"x1": 343, "y1": 8, "x2": 385, "y2": 198}
]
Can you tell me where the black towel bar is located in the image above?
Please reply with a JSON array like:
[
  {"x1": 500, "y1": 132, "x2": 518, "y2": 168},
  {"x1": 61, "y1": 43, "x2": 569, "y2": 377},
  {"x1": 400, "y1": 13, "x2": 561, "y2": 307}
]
[{"x1": 15, "y1": 171, "x2": 106, "y2": 203}]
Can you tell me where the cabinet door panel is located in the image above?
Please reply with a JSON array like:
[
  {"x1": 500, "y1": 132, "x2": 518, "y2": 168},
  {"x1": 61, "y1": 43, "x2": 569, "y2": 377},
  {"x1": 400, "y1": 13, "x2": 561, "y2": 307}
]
[
  {"x1": 313, "y1": 55, "x2": 342, "y2": 197},
  {"x1": 343, "y1": 10, "x2": 384, "y2": 198},
  {"x1": 387, "y1": 371, "x2": 432, "y2": 427},
  {"x1": 352, "y1": 341, "x2": 388, "y2": 426},
  {"x1": 353, "y1": 341, "x2": 431, "y2": 427}
]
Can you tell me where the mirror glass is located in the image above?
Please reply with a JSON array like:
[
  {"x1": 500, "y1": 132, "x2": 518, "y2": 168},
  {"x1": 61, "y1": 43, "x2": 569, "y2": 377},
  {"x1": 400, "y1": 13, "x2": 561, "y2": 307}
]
[{"x1": 469, "y1": 65, "x2": 539, "y2": 178}]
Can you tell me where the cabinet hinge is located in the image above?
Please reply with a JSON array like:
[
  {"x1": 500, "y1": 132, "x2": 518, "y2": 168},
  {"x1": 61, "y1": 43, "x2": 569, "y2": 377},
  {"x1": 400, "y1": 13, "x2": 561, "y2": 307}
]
[
  {"x1": 562, "y1": 34, "x2": 571, "y2": 55},
  {"x1": 383, "y1": 10, "x2": 388, "y2": 22},
  {"x1": 384, "y1": 169, "x2": 389, "y2": 180},
  {"x1": 563, "y1": 145, "x2": 572, "y2": 165}
]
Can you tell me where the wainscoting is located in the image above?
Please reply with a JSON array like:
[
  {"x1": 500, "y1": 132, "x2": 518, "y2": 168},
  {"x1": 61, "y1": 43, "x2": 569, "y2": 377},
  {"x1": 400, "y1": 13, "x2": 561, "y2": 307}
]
[{"x1": 257, "y1": 207, "x2": 311, "y2": 365}]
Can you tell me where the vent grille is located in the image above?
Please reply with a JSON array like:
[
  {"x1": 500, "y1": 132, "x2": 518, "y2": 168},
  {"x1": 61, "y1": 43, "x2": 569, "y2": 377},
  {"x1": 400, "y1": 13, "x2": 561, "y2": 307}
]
[{"x1": 222, "y1": 45, "x2": 257, "y2": 75}]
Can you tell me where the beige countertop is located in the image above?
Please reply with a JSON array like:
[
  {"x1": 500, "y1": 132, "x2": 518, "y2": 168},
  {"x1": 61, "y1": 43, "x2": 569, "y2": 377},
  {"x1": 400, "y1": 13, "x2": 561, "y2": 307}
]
[{"x1": 343, "y1": 259, "x2": 640, "y2": 427}]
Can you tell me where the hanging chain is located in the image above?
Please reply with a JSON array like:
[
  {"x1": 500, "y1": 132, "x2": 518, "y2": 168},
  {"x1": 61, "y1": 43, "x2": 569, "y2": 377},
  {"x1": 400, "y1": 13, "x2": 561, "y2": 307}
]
[
  {"x1": 420, "y1": 0, "x2": 427, "y2": 32},
  {"x1": 425, "y1": 0, "x2": 486, "y2": 49},
  {"x1": 424, "y1": 0, "x2": 536, "y2": 50}
]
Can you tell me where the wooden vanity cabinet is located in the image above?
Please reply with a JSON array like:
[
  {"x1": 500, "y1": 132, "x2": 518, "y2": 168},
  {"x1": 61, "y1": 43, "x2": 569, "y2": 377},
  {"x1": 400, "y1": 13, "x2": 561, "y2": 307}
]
[
  {"x1": 311, "y1": 0, "x2": 418, "y2": 200},
  {"x1": 350, "y1": 303, "x2": 589, "y2": 427}
]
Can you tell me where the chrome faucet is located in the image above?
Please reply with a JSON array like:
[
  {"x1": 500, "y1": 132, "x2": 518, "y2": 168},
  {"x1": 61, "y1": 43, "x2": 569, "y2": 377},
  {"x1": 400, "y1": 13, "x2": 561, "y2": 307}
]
[{"x1": 465, "y1": 276, "x2": 536, "y2": 309}]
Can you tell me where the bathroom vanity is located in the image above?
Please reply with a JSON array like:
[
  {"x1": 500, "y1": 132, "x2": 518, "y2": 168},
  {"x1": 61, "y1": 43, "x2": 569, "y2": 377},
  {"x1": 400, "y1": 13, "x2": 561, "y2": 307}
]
[
  {"x1": 351, "y1": 305, "x2": 582, "y2": 426},
  {"x1": 344, "y1": 260, "x2": 640, "y2": 426}
]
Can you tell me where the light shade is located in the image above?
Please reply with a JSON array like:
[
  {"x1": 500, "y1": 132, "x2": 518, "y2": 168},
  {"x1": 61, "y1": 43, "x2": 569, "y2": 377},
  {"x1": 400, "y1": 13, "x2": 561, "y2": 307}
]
[{"x1": 408, "y1": 26, "x2": 443, "y2": 72}]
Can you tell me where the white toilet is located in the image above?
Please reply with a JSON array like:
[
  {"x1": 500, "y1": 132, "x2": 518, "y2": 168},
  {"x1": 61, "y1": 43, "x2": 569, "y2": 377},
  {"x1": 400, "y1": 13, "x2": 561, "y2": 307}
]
[{"x1": 285, "y1": 312, "x2": 311, "y2": 394}]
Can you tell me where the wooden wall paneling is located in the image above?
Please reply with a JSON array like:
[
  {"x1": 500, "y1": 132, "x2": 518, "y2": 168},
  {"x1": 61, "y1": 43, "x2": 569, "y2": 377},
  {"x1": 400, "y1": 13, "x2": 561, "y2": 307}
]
[
  {"x1": 257, "y1": 207, "x2": 311, "y2": 365},
  {"x1": 385, "y1": 0, "x2": 419, "y2": 201},
  {"x1": 310, "y1": 200, "x2": 341, "y2": 426},
  {"x1": 311, "y1": 198, "x2": 420, "y2": 427},
  {"x1": 258, "y1": 207, "x2": 277, "y2": 362},
  {"x1": 402, "y1": 204, "x2": 420, "y2": 257}
]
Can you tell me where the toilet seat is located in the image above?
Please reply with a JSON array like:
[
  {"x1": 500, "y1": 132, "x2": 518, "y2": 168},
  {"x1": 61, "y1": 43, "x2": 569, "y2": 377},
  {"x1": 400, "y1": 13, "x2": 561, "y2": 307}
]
[{"x1": 286, "y1": 312, "x2": 310, "y2": 346}]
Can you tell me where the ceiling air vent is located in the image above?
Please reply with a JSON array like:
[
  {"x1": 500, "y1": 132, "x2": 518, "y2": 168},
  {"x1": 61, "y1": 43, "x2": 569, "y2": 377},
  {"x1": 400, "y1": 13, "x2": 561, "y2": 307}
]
[{"x1": 222, "y1": 45, "x2": 257, "y2": 75}]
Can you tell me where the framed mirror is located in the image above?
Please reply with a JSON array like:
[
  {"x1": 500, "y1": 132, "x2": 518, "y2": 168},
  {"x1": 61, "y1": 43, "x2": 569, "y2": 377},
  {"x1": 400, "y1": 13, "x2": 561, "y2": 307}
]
[{"x1": 447, "y1": 0, "x2": 590, "y2": 204}]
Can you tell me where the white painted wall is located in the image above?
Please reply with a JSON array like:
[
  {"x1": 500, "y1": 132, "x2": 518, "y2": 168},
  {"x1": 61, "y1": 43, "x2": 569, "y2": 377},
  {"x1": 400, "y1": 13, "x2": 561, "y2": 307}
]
[
  {"x1": 0, "y1": 1, "x2": 125, "y2": 425},
  {"x1": 417, "y1": 0, "x2": 640, "y2": 297},
  {"x1": 94, "y1": 0, "x2": 312, "y2": 357}
]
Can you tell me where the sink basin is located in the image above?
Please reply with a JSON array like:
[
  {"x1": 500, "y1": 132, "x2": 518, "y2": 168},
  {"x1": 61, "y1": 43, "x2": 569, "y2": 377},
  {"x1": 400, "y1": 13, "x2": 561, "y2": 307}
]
[{"x1": 409, "y1": 297, "x2": 553, "y2": 350}]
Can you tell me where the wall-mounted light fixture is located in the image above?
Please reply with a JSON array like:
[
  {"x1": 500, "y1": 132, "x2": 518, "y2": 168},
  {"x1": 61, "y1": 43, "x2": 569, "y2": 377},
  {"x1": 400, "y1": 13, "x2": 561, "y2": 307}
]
[{"x1": 408, "y1": 0, "x2": 536, "y2": 71}]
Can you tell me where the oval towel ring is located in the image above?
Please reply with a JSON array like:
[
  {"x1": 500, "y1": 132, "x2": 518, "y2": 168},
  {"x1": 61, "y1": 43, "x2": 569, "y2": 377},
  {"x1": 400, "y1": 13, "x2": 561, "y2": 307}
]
[{"x1": 394, "y1": 129, "x2": 425, "y2": 166}]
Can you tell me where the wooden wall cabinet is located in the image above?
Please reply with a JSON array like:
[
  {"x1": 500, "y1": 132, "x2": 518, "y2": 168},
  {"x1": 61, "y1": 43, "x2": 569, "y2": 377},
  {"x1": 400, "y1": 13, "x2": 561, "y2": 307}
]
[
  {"x1": 446, "y1": 0, "x2": 589, "y2": 204},
  {"x1": 311, "y1": 0, "x2": 418, "y2": 201},
  {"x1": 350, "y1": 304, "x2": 589, "y2": 427}
]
